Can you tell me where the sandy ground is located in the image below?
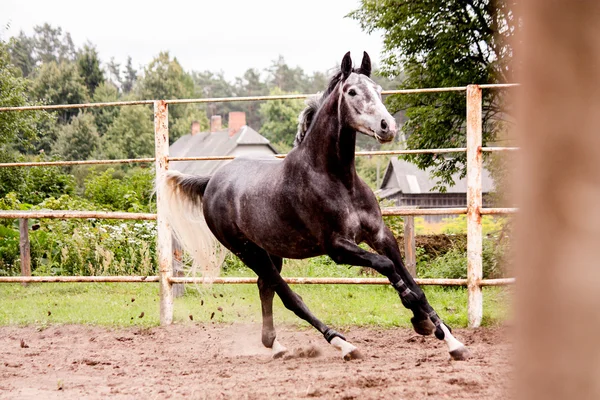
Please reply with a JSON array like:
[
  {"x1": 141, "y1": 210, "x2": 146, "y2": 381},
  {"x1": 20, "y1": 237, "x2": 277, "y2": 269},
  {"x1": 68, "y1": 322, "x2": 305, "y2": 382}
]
[{"x1": 0, "y1": 324, "x2": 511, "y2": 399}]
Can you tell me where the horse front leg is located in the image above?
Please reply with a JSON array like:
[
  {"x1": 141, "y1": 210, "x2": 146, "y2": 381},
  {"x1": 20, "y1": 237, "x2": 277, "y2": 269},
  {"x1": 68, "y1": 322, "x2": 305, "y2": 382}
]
[
  {"x1": 329, "y1": 235, "x2": 471, "y2": 361},
  {"x1": 257, "y1": 255, "x2": 287, "y2": 358}
]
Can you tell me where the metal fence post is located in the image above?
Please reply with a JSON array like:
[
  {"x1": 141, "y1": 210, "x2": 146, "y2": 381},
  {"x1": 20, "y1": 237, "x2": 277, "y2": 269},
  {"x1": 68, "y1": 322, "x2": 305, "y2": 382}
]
[
  {"x1": 154, "y1": 100, "x2": 173, "y2": 325},
  {"x1": 466, "y1": 85, "x2": 483, "y2": 328}
]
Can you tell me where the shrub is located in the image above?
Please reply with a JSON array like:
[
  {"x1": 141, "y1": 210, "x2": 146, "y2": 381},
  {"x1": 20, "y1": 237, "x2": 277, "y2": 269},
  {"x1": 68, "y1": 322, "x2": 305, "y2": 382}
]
[
  {"x1": 83, "y1": 167, "x2": 154, "y2": 212},
  {"x1": 416, "y1": 235, "x2": 508, "y2": 280}
]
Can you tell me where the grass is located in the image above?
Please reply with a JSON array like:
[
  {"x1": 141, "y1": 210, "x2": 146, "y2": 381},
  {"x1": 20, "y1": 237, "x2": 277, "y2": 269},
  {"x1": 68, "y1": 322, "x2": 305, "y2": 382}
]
[{"x1": 0, "y1": 258, "x2": 512, "y2": 329}]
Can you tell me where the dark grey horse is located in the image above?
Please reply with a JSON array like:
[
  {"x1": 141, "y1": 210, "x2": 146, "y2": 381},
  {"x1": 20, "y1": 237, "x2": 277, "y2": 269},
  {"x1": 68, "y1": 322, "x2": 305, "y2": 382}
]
[{"x1": 159, "y1": 52, "x2": 469, "y2": 361}]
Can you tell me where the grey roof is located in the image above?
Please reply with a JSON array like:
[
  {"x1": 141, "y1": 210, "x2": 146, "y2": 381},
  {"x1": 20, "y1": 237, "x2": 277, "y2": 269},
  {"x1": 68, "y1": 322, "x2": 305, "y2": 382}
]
[
  {"x1": 169, "y1": 126, "x2": 277, "y2": 176},
  {"x1": 378, "y1": 158, "x2": 494, "y2": 196}
]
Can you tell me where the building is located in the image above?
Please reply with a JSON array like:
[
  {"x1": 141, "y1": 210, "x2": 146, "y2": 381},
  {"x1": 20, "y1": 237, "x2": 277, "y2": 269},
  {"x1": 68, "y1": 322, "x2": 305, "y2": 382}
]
[
  {"x1": 169, "y1": 111, "x2": 278, "y2": 176},
  {"x1": 377, "y1": 158, "x2": 495, "y2": 222}
]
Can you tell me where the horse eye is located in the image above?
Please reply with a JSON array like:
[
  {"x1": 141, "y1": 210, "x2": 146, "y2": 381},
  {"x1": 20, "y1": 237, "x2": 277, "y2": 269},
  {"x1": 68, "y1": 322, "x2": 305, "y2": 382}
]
[{"x1": 348, "y1": 89, "x2": 357, "y2": 96}]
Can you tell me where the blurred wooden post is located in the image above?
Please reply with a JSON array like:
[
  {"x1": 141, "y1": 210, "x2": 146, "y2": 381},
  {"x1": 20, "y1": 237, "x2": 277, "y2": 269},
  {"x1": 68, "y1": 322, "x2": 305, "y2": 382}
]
[
  {"x1": 172, "y1": 238, "x2": 184, "y2": 298},
  {"x1": 516, "y1": 2, "x2": 600, "y2": 399},
  {"x1": 154, "y1": 100, "x2": 173, "y2": 325},
  {"x1": 466, "y1": 84, "x2": 483, "y2": 328},
  {"x1": 19, "y1": 218, "x2": 31, "y2": 284},
  {"x1": 403, "y1": 216, "x2": 416, "y2": 277}
]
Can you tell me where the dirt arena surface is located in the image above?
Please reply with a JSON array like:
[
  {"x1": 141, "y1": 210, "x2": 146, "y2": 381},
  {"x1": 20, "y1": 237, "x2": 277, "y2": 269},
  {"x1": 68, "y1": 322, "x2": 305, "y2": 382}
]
[{"x1": 0, "y1": 324, "x2": 511, "y2": 399}]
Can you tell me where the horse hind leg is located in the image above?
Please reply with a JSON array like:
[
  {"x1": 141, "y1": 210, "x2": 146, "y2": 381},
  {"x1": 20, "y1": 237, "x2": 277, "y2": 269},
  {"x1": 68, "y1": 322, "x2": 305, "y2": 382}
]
[{"x1": 257, "y1": 255, "x2": 287, "y2": 358}]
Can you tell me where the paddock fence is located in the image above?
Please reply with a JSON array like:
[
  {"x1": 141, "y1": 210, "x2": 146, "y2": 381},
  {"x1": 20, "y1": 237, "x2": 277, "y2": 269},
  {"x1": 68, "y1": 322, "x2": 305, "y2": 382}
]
[{"x1": 0, "y1": 84, "x2": 518, "y2": 328}]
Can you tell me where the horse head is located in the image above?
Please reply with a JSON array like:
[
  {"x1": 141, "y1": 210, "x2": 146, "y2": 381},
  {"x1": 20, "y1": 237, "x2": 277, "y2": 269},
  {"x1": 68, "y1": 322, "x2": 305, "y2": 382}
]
[{"x1": 338, "y1": 51, "x2": 397, "y2": 143}]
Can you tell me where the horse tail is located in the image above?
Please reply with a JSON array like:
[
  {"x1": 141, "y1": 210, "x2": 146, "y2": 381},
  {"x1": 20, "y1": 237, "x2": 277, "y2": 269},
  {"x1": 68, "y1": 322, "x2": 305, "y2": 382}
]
[{"x1": 157, "y1": 170, "x2": 225, "y2": 279}]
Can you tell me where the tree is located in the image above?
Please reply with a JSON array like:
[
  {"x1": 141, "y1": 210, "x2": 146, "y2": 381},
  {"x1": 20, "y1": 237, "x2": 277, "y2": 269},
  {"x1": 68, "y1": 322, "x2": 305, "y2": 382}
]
[
  {"x1": 122, "y1": 56, "x2": 137, "y2": 94},
  {"x1": 77, "y1": 44, "x2": 104, "y2": 96},
  {"x1": 193, "y1": 70, "x2": 236, "y2": 120},
  {"x1": 100, "y1": 105, "x2": 154, "y2": 159},
  {"x1": 53, "y1": 112, "x2": 100, "y2": 161},
  {"x1": 91, "y1": 82, "x2": 120, "y2": 135},
  {"x1": 233, "y1": 68, "x2": 269, "y2": 130},
  {"x1": 106, "y1": 57, "x2": 121, "y2": 88},
  {"x1": 139, "y1": 52, "x2": 207, "y2": 141},
  {"x1": 259, "y1": 87, "x2": 305, "y2": 149},
  {"x1": 0, "y1": 41, "x2": 52, "y2": 195},
  {"x1": 350, "y1": 0, "x2": 519, "y2": 189},
  {"x1": 32, "y1": 23, "x2": 76, "y2": 64},
  {"x1": 30, "y1": 61, "x2": 89, "y2": 123},
  {"x1": 7, "y1": 31, "x2": 36, "y2": 77},
  {"x1": 0, "y1": 42, "x2": 48, "y2": 150},
  {"x1": 266, "y1": 56, "x2": 309, "y2": 93}
]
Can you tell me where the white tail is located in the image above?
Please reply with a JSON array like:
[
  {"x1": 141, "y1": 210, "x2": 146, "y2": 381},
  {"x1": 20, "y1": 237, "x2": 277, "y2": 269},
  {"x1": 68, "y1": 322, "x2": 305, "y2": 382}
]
[{"x1": 157, "y1": 170, "x2": 225, "y2": 280}]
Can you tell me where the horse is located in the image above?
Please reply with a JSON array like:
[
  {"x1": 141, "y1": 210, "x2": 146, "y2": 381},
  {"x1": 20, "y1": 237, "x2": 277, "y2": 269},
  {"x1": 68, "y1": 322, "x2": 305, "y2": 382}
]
[{"x1": 158, "y1": 52, "x2": 470, "y2": 361}]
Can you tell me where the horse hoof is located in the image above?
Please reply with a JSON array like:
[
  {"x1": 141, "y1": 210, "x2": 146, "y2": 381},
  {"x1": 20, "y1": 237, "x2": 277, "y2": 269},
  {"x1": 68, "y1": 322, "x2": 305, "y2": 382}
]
[
  {"x1": 272, "y1": 339, "x2": 288, "y2": 359},
  {"x1": 343, "y1": 348, "x2": 363, "y2": 361},
  {"x1": 449, "y1": 346, "x2": 471, "y2": 361},
  {"x1": 411, "y1": 317, "x2": 435, "y2": 336}
]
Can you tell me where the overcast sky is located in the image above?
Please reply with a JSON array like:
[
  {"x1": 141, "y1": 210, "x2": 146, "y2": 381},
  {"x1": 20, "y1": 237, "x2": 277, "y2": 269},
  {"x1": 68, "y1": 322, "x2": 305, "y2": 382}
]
[{"x1": 2, "y1": 0, "x2": 384, "y2": 80}]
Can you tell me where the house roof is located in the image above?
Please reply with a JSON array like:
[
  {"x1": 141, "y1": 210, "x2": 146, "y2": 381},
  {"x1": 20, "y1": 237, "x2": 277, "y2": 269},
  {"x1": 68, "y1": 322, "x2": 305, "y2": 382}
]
[
  {"x1": 378, "y1": 158, "x2": 495, "y2": 197},
  {"x1": 169, "y1": 126, "x2": 277, "y2": 176}
]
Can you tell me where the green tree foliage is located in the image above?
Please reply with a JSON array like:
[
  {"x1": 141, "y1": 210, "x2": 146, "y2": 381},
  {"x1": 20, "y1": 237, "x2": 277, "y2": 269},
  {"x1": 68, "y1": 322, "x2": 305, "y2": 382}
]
[
  {"x1": 122, "y1": 56, "x2": 137, "y2": 94},
  {"x1": 0, "y1": 42, "x2": 48, "y2": 150},
  {"x1": 20, "y1": 159, "x2": 76, "y2": 205},
  {"x1": 53, "y1": 112, "x2": 100, "y2": 161},
  {"x1": 259, "y1": 87, "x2": 304, "y2": 149},
  {"x1": 139, "y1": 52, "x2": 207, "y2": 141},
  {"x1": 350, "y1": 1, "x2": 519, "y2": 189},
  {"x1": 30, "y1": 61, "x2": 89, "y2": 123},
  {"x1": 0, "y1": 41, "x2": 53, "y2": 194},
  {"x1": 106, "y1": 57, "x2": 121, "y2": 87},
  {"x1": 233, "y1": 68, "x2": 269, "y2": 130},
  {"x1": 32, "y1": 23, "x2": 76, "y2": 64},
  {"x1": 7, "y1": 32, "x2": 36, "y2": 77},
  {"x1": 193, "y1": 70, "x2": 237, "y2": 121},
  {"x1": 91, "y1": 82, "x2": 120, "y2": 135},
  {"x1": 77, "y1": 44, "x2": 104, "y2": 96},
  {"x1": 101, "y1": 105, "x2": 154, "y2": 159},
  {"x1": 139, "y1": 52, "x2": 193, "y2": 103}
]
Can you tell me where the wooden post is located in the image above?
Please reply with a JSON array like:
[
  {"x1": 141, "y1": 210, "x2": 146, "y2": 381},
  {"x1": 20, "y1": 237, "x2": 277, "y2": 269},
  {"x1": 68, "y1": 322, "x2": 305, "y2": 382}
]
[
  {"x1": 19, "y1": 218, "x2": 31, "y2": 284},
  {"x1": 466, "y1": 84, "x2": 483, "y2": 328},
  {"x1": 516, "y1": 2, "x2": 600, "y2": 398},
  {"x1": 154, "y1": 100, "x2": 174, "y2": 325},
  {"x1": 403, "y1": 216, "x2": 416, "y2": 277}
]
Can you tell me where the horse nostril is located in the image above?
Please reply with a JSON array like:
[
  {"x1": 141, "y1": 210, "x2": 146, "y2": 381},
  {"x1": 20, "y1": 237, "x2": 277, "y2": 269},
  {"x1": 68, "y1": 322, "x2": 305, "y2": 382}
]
[{"x1": 381, "y1": 120, "x2": 388, "y2": 131}]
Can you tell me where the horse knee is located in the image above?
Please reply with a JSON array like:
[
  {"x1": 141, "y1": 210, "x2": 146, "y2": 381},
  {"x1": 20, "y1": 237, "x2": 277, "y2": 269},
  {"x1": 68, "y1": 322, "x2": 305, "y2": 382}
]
[{"x1": 375, "y1": 258, "x2": 396, "y2": 277}]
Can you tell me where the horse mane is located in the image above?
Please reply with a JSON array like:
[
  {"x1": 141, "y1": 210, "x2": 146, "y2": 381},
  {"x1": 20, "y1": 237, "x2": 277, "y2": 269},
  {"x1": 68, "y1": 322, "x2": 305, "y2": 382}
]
[{"x1": 294, "y1": 66, "x2": 369, "y2": 148}]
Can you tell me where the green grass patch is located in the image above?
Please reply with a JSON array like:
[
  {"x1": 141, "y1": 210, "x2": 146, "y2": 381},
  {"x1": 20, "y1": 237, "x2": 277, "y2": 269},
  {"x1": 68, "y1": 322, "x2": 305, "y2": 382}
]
[
  {"x1": 0, "y1": 280, "x2": 510, "y2": 329},
  {"x1": 0, "y1": 255, "x2": 511, "y2": 328}
]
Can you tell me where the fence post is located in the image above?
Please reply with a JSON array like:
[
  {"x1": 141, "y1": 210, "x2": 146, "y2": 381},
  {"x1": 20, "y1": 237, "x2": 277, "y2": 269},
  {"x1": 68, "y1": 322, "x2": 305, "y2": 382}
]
[
  {"x1": 466, "y1": 84, "x2": 483, "y2": 328},
  {"x1": 403, "y1": 216, "x2": 416, "y2": 277},
  {"x1": 154, "y1": 100, "x2": 173, "y2": 325},
  {"x1": 19, "y1": 218, "x2": 31, "y2": 284}
]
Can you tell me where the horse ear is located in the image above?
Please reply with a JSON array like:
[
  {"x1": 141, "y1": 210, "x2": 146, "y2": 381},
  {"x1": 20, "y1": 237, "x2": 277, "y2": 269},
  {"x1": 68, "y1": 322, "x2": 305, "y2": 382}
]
[
  {"x1": 360, "y1": 51, "x2": 372, "y2": 77},
  {"x1": 341, "y1": 51, "x2": 352, "y2": 80}
]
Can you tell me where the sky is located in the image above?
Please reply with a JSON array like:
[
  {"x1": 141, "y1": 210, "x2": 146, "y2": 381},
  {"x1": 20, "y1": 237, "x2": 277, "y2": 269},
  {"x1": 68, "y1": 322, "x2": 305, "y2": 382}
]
[{"x1": 2, "y1": 0, "x2": 384, "y2": 80}]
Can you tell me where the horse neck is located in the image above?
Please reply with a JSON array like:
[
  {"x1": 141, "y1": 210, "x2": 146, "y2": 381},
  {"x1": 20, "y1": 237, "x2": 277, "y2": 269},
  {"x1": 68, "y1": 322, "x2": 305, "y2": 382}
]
[{"x1": 300, "y1": 93, "x2": 358, "y2": 184}]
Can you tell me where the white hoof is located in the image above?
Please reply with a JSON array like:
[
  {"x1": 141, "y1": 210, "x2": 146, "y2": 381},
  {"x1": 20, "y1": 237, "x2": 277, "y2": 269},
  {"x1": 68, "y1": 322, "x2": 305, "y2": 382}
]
[
  {"x1": 439, "y1": 323, "x2": 470, "y2": 361},
  {"x1": 330, "y1": 336, "x2": 362, "y2": 360},
  {"x1": 272, "y1": 338, "x2": 288, "y2": 359}
]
